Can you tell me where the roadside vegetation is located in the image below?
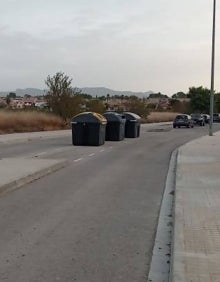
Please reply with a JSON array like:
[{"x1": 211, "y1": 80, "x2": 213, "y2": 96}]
[
  {"x1": 0, "y1": 110, "x2": 180, "y2": 134},
  {"x1": 145, "y1": 112, "x2": 180, "y2": 123},
  {"x1": 0, "y1": 111, "x2": 64, "y2": 134},
  {"x1": 1, "y1": 71, "x2": 220, "y2": 134}
]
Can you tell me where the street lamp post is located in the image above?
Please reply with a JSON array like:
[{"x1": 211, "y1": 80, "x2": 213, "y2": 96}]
[{"x1": 209, "y1": 0, "x2": 216, "y2": 136}]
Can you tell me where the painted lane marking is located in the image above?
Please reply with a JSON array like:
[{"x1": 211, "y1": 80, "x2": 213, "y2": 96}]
[
  {"x1": 73, "y1": 158, "x2": 83, "y2": 162},
  {"x1": 34, "y1": 151, "x2": 47, "y2": 157},
  {"x1": 99, "y1": 149, "x2": 105, "y2": 152},
  {"x1": 88, "y1": 153, "x2": 95, "y2": 157}
]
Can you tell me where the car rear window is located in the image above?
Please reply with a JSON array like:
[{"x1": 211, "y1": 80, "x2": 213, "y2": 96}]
[
  {"x1": 191, "y1": 114, "x2": 201, "y2": 118},
  {"x1": 176, "y1": 115, "x2": 187, "y2": 120}
]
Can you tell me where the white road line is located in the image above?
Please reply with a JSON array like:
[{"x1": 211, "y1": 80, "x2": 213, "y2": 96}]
[
  {"x1": 73, "y1": 158, "x2": 83, "y2": 162},
  {"x1": 99, "y1": 149, "x2": 105, "y2": 152},
  {"x1": 53, "y1": 147, "x2": 72, "y2": 152},
  {"x1": 36, "y1": 151, "x2": 47, "y2": 156},
  {"x1": 88, "y1": 153, "x2": 95, "y2": 157}
]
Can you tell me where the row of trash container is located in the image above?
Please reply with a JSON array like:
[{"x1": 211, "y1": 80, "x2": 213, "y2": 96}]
[{"x1": 71, "y1": 111, "x2": 141, "y2": 146}]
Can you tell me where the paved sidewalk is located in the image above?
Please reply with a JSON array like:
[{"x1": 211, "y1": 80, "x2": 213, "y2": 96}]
[
  {"x1": 171, "y1": 131, "x2": 220, "y2": 281},
  {"x1": 0, "y1": 130, "x2": 71, "y2": 195},
  {"x1": 0, "y1": 158, "x2": 68, "y2": 196}
]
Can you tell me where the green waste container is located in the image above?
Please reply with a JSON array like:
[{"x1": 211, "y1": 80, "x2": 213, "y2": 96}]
[{"x1": 71, "y1": 112, "x2": 107, "y2": 146}]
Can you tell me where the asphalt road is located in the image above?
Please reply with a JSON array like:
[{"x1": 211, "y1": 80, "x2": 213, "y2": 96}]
[{"x1": 0, "y1": 123, "x2": 219, "y2": 282}]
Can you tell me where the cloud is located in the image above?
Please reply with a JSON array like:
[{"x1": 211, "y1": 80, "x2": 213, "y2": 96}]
[{"x1": 0, "y1": 0, "x2": 220, "y2": 94}]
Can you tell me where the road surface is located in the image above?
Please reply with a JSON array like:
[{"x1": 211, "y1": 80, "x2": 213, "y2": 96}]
[{"x1": 0, "y1": 123, "x2": 219, "y2": 282}]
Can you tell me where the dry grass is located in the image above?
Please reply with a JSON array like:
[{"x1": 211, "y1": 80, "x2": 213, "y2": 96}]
[
  {"x1": 0, "y1": 111, "x2": 65, "y2": 134},
  {"x1": 0, "y1": 110, "x2": 180, "y2": 134},
  {"x1": 146, "y1": 111, "x2": 180, "y2": 123}
]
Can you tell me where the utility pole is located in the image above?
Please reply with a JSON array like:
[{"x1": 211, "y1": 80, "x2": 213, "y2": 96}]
[{"x1": 209, "y1": 0, "x2": 216, "y2": 136}]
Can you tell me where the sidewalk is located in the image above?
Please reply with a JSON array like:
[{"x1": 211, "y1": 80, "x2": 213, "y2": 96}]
[
  {"x1": 171, "y1": 131, "x2": 220, "y2": 281},
  {"x1": 0, "y1": 130, "x2": 70, "y2": 195}
]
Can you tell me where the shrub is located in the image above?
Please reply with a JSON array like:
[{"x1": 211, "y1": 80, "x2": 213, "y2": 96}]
[{"x1": 0, "y1": 110, "x2": 65, "y2": 134}]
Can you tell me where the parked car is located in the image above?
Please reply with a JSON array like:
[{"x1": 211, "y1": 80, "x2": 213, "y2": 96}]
[
  {"x1": 201, "y1": 114, "x2": 210, "y2": 124},
  {"x1": 173, "y1": 114, "x2": 194, "y2": 128},
  {"x1": 213, "y1": 113, "x2": 220, "y2": 122},
  {"x1": 190, "y1": 113, "x2": 205, "y2": 126}
]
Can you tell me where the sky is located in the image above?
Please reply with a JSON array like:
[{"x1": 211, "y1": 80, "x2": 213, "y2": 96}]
[{"x1": 0, "y1": 0, "x2": 219, "y2": 96}]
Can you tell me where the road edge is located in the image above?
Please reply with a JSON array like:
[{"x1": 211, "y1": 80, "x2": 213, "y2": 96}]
[
  {"x1": 0, "y1": 160, "x2": 68, "y2": 196},
  {"x1": 147, "y1": 149, "x2": 178, "y2": 282}
]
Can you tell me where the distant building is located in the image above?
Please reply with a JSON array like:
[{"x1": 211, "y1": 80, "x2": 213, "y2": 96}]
[
  {"x1": 9, "y1": 97, "x2": 46, "y2": 109},
  {"x1": 10, "y1": 98, "x2": 24, "y2": 109},
  {"x1": 34, "y1": 101, "x2": 49, "y2": 109}
]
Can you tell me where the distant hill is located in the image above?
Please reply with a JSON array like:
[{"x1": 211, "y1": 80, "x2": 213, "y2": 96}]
[
  {"x1": 0, "y1": 87, "x2": 153, "y2": 98},
  {"x1": 79, "y1": 87, "x2": 153, "y2": 98},
  {"x1": 0, "y1": 88, "x2": 45, "y2": 97},
  {"x1": 15, "y1": 88, "x2": 45, "y2": 96}
]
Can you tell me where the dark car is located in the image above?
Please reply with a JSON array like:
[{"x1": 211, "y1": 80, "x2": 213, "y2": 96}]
[
  {"x1": 213, "y1": 113, "x2": 220, "y2": 122},
  {"x1": 190, "y1": 113, "x2": 205, "y2": 126},
  {"x1": 173, "y1": 114, "x2": 194, "y2": 128}
]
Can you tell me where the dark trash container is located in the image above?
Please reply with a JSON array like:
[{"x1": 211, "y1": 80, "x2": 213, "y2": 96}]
[
  {"x1": 123, "y1": 112, "x2": 141, "y2": 138},
  {"x1": 103, "y1": 112, "x2": 126, "y2": 141},
  {"x1": 71, "y1": 112, "x2": 107, "y2": 146}
]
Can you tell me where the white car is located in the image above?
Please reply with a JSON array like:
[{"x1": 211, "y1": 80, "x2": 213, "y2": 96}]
[{"x1": 201, "y1": 114, "x2": 210, "y2": 124}]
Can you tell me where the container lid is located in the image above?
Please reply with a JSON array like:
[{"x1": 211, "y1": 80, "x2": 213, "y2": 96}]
[
  {"x1": 71, "y1": 112, "x2": 107, "y2": 124},
  {"x1": 123, "y1": 112, "x2": 141, "y2": 121},
  {"x1": 103, "y1": 112, "x2": 126, "y2": 122}
]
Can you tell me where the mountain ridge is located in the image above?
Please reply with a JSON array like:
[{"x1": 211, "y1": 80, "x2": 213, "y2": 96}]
[
  {"x1": 79, "y1": 87, "x2": 153, "y2": 98},
  {"x1": 0, "y1": 87, "x2": 153, "y2": 98}
]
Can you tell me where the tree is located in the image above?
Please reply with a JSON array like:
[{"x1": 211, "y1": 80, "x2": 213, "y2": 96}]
[
  {"x1": 169, "y1": 99, "x2": 182, "y2": 112},
  {"x1": 129, "y1": 95, "x2": 139, "y2": 100},
  {"x1": 214, "y1": 93, "x2": 220, "y2": 112},
  {"x1": 169, "y1": 99, "x2": 191, "y2": 113},
  {"x1": 149, "y1": 92, "x2": 168, "y2": 98},
  {"x1": 86, "y1": 99, "x2": 105, "y2": 113},
  {"x1": 6, "y1": 92, "x2": 16, "y2": 106},
  {"x1": 98, "y1": 96, "x2": 106, "y2": 101},
  {"x1": 24, "y1": 94, "x2": 32, "y2": 98},
  {"x1": 45, "y1": 72, "x2": 83, "y2": 121},
  {"x1": 188, "y1": 86, "x2": 210, "y2": 113},
  {"x1": 125, "y1": 99, "x2": 149, "y2": 118},
  {"x1": 0, "y1": 102, "x2": 6, "y2": 109},
  {"x1": 172, "y1": 92, "x2": 186, "y2": 99},
  {"x1": 106, "y1": 94, "x2": 110, "y2": 101},
  {"x1": 6, "y1": 96, "x2": 11, "y2": 106},
  {"x1": 8, "y1": 92, "x2": 16, "y2": 99},
  {"x1": 76, "y1": 93, "x2": 93, "y2": 99}
]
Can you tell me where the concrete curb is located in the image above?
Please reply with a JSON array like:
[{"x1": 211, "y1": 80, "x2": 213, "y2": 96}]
[
  {"x1": 147, "y1": 149, "x2": 178, "y2": 282},
  {"x1": 168, "y1": 150, "x2": 178, "y2": 282},
  {"x1": 0, "y1": 160, "x2": 68, "y2": 196}
]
